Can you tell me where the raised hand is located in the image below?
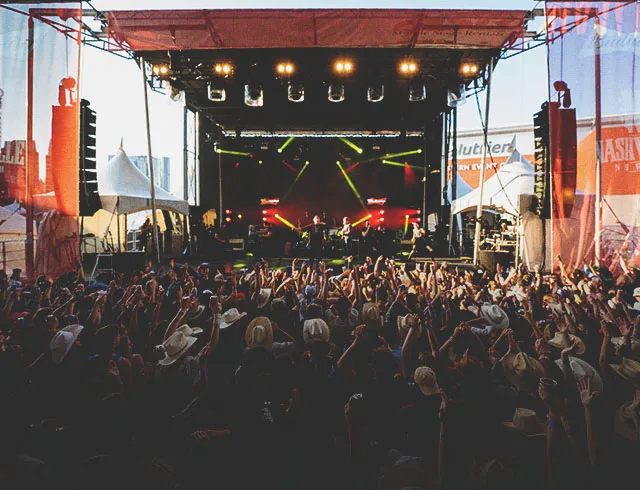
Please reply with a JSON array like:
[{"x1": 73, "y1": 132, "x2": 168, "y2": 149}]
[{"x1": 577, "y1": 375, "x2": 599, "y2": 407}]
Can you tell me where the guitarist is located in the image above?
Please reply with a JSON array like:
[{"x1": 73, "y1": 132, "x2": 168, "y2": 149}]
[{"x1": 408, "y1": 222, "x2": 426, "y2": 261}]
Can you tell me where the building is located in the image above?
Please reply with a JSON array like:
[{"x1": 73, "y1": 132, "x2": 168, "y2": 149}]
[
  {"x1": 110, "y1": 154, "x2": 171, "y2": 192},
  {"x1": 0, "y1": 140, "x2": 40, "y2": 204}
]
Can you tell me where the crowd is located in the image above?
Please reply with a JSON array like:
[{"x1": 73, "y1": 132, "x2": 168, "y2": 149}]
[{"x1": 0, "y1": 253, "x2": 639, "y2": 490}]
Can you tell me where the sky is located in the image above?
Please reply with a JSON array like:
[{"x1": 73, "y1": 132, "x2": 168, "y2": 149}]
[{"x1": 1, "y1": 0, "x2": 548, "y2": 197}]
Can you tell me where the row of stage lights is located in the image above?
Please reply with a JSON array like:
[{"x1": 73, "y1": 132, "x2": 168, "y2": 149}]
[{"x1": 152, "y1": 60, "x2": 478, "y2": 106}]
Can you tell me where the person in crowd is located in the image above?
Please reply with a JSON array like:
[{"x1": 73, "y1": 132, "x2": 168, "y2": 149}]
[{"x1": 1, "y1": 251, "x2": 640, "y2": 490}]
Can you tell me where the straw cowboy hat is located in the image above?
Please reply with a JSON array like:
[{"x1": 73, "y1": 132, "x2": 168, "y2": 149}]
[
  {"x1": 480, "y1": 303, "x2": 509, "y2": 330},
  {"x1": 177, "y1": 324, "x2": 203, "y2": 336},
  {"x1": 613, "y1": 402, "x2": 640, "y2": 441},
  {"x1": 554, "y1": 357, "x2": 603, "y2": 392},
  {"x1": 547, "y1": 332, "x2": 586, "y2": 355},
  {"x1": 611, "y1": 336, "x2": 640, "y2": 360},
  {"x1": 49, "y1": 324, "x2": 84, "y2": 365},
  {"x1": 503, "y1": 408, "x2": 545, "y2": 437},
  {"x1": 397, "y1": 313, "x2": 420, "y2": 340},
  {"x1": 256, "y1": 288, "x2": 272, "y2": 309},
  {"x1": 414, "y1": 366, "x2": 440, "y2": 396},
  {"x1": 245, "y1": 316, "x2": 274, "y2": 350},
  {"x1": 362, "y1": 302, "x2": 381, "y2": 330},
  {"x1": 219, "y1": 308, "x2": 247, "y2": 329},
  {"x1": 610, "y1": 358, "x2": 640, "y2": 387},
  {"x1": 502, "y1": 352, "x2": 544, "y2": 392},
  {"x1": 303, "y1": 318, "x2": 330, "y2": 345},
  {"x1": 158, "y1": 331, "x2": 197, "y2": 366},
  {"x1": 187, "y1": 305, "x2": 206, "y2": 321}
]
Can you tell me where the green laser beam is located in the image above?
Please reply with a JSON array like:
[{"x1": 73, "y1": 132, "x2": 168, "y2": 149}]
[
  {"x1": 339, "y1": 137, "x2": 363, "y2": 154},
  {"x1": 336, "y1": 161, "x2": 365, "y2": 209},
  {"x1": 215, "y1": 149, "x2": 252, "y2": 156},
  {"x1": 281, "y1": 161, "x2": 310, "y2": 201},
  {"x1": 277, "y1": 136, "x2": 295, "y2": 153}
]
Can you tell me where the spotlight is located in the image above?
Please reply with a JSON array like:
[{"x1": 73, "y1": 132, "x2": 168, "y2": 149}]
[
  {"x1": 244, "y1": 84, "x2": 264, "y2": 107},
  {"x1": 287, "y1": 81, "x2": 304, "y2": 103},
  {"x1": 225, "y1": 217, "x2": 232, "y2": 223},
  {"x1": 208, "y1": 83, "x2": 226, "y2": 102},
  {"x1": 262, "y1": 210, "x2": 267, "y2": 215},
  {"x1": 258, "y1": 160, "x2": 263, "y2": 164},
  {"x1": 334, "y1": 60, "x2": 354, "y2": 74},
  {"x1": 226, "y1": 209, "x2": 232, "y2": 214},
  {"x1": 447, "y1": 85, "x2": 467, "y2": 108},
  {"x1": 399, "y1": 61, "x2": 418, "y2": 74},
  {"x1": 367, "y1": 85, "x2": 384, "y2": 103},
  {"x1": 460, "y1": 63, "x2": 478, "y2": 78},
  {"x1": 262, "y1": 217, "x2": 267, "y2": 222},
  {"x1": 237, "y1": 214, "x2": 243, "y2": 220},
  {"x1": 152, "y1": 64, "x2": 170, "y2": 77},
  {"x1": 276, "y1": 62, "x2": 295, "y2": 75},
  {"x1": 380, "y1": 210, "x2": 385, "y2": 215},
  {"x1": 328, "y1": 84, "x2": 345, "y2": 103},
  {"x1": 213, "y1": 63, "x2": 233, "y2": 76},
  {"x1": 409, "y1": 81, "x2": 426, "y2": 102}
]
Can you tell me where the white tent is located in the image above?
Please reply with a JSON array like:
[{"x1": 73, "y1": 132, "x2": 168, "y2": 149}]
[
  {"x1": 451, "y1": 149, "x2": 535, "y2": 216},
  {"x1": 99, "y1": 147, "x2": 189, "y2": 216}
]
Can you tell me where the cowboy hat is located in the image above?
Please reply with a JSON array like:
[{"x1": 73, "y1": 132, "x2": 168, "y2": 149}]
[
  {"x1": 397, "y1": 313, "x2": 420, "y2": 340},
  {"x1": 547, "y1": 332, "x2": 586, "y2": 355},
  {"x1": 611, "y1": 336, "x2": 640, "y2": 360},
  {"x1": 219, "y1": 308, "x2": 247, "y2": 329},
  {"x1": 633, "y1": 287, "x2": 640, "y2": 298},
  {"x1": 413, "y1": 366, "x2": 440, "y2": 396},
  {"x1": 362, "y1": 302, "x2": 381, "y2": 330},
  {"x1": 613, "y1": 402, "x2": 640, "y2": 440},
  {"x1": 245, "y1": 316, "x2": 274, "y2": 350},
  {"x1": 503, "y1": 408, "x2": 545, "y2": 437},
  {"x1": 177, "y1": 324, "x2": 203, "y2": 336},
  {"x1": 187, "y1": 305, "x2": 206, "y2": 320},
  {"x1": 610, "y1": 358, "x2": 640, "y2": 387},
  {"x1": 480, "y1": 303, "x2": 509, "y2": 330},
  {"x1": 502, "y1": 352, "x2": 544, "y2": 392},
  {"x1": 159, "y1": 331, "x2": 197, "y2": 366},
  {"x1": 303, "y1": 318, "x2": 330, "y2": 345},
  {"x1": 554, "y1": 357, "x2": 603, "y2": 392},
  {"x1": 49, "y1": 324, "x2": 84, "y2": 365},
  {"x1": 256, "y1": 288, "x2": 272, "y2": 309}
]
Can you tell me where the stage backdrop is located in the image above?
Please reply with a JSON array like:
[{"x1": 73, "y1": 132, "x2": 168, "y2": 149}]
[{"x1": 546, "y1": 1, "x2": 640, "y2": 272}]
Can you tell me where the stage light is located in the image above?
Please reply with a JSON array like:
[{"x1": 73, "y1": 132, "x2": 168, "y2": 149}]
[
  {"x1": 336, "y1": 161, "x2": 365, "y2": 207},
  {"x1": 262, "y1": 210, "x2": 268, "y2": 215},
  {"x1": 276, "y1": 62, "x2": 295, "y2": 75},
  {"x1": 237, "y1": 214, "x2": 243, "y2": 220},
  {"x1": 352, "y1": 214, "x2": 373, "y2": 227},
  {"x1": 339, "y1": 138, "x2": 364, "y2": 154},
  {"x1": 258, "y1": 160, "x2": 263, "y2": 164},
  {"x1": 447, "y1": 85, "x2": 467, "y2": 108},
  {"x1": 274, "y1": 213, "x2": 296, "y2": 230},
  {"x1": 380, "y1": 210, "x2": 385, "y2": 215},
  {"x1": 226, "y1": 209, "x2": 232, "y2": 214},
  {"x1": 282, "y1": 160, "x2": 310, "y2": 202},
  {"x1": 409, "y1": 81, "x2": 426, "y2": 102},
  {"x1": 328, "y1": 84, "x2": 345, "y2": 103},
  {"x1": 216, "y1": 148, "x2": 252, "y2": 157},
  {"x1": 460, "y1": 63, "x2": 478, "y2": 78},
  {"x1": 208, "y1": 83, "x2": 226, "y2": 102},
  {"x1": 152, "y1": 64, "x2": 171, "y2": 77},
  {"x1": 277, "y1": 137, "x2": 295, "y2": 154},
  {"x1": 334, "y1": 60, "x2": 354, "y2": 74},
  {"x1": 367, "y1": 85, "x2": 384, "y2": 103},
  {"x1": 379, "y1": 217, "x2": 385, "y2": 222},
  {"x1": 382, "y1": 159, "x2": 422, "y2": 170},
  {"x1": 244, "y1": 84, "x2": 264, "y2": 107},
  {"x1": 404, "y1": 215, "x2": 409, "y2": 235},
  {"x1": 262, "y1": 217, "x2": 267, "y2": 222},
  {"x1": 287, "y1": 82, "x2": 304, "y2": 103},
  {"x1": 399, "y1": 61, "x2": 418, "y2": 74},
  {"x1": 225, "y1": 217, "x2": 232, "y2": 223},
  {"x1": 214, "y1": 63, "x2": 234, "y2": 76}
]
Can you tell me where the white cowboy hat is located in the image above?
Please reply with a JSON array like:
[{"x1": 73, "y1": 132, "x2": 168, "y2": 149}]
[
  {"x1": 362, "y1": 303, "x2": 381, "y2": 330},
  {"x1": 554, "y1": 356, "x2": 603, "y2": 392},
  {"x1": 413, "y1": 366, "x2": 440, "y2": 396},
  {"x1": 256, "y1": 288, "x2": 272, "y2": 309},
  {"x1": 49, "y1": 324, "x2": 84, "y2": 365},
  {"x1": 548, "y1": 332, "x2": 586, "y2": 355},
  {"x1": 480, "y1": 303, "x2": 509, "y2": 330},
  {"x1": 303, "y1": 318, "x2": 330, "y2": 345},
  {"x1": 158, "y1": 331, "x2": 197, "y2": 366},
  {"x1": 220, "y1": 308, "x2": 247, "y2": 329},
  {"x1": 177, "y1": 324, "x2": 203, "y2": 336},
  {"x1": 633, "y1": 287, "x2": 640, "y2": 298},
  {"x1": 245, "y1": 316, "x2": 274, "y2": 350},
  {"x1": 503, "y1": 408, "x2": 545, "y2": 437},
  {"x1": 187, "y1": 304, "x2": 206, "y2": 320},
  {"x1": 467, "y1": 305, "x2": 480, "y2": 317}
]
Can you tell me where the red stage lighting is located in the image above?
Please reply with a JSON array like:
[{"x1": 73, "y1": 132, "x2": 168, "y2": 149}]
[
  {"x1": 379, "y1": 210, "x2": 385, "y2": 215},
  {"x1": 262, "y1": 217, "x2": 267, "y2": 222},
  {"x1": 379, "y1": 217, "x2": 385, "y2": 222},
  {"x1": 262, "y1": 210, "x2": 268, "y2": 215},
  {"x1": 225, "y1": 217, "x2": 231, "y2": 223},
  {"x1": 225, "y1": 209, "x2": 232, "y2": 214}
]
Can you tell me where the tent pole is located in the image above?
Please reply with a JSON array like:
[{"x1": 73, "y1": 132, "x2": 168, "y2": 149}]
[
  {"x1": 473, "y1": 57, "x2": 494, "y2": 267},
  {"x1": 25, "y1": 15, "x2": 35, "y2": 280},
  {"x1": 141, "y1": 57, "x2": 161, "y2": 266},
  {"x1": 594, "y1": 13, "x2": 603, "y2": 262},
  {"x1": 124, "y1": 213, "x2": 128, "y2": 251},
  {"x1": 218, "y1": 145, "x2": 223, "y2": 230},
  {"x1": 117, "y1": 211, "x2": 121, "y2": 253}
]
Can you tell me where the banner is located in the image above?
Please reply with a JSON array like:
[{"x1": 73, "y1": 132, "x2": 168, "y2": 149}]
[{"x1": 546, "y1": 1, "x2": 640, "y2": 271}]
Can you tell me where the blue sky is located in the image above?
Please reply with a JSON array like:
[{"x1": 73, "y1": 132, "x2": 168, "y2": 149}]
[{"x1": 1, "y1": 1, "x2": 547, "y2": 195}]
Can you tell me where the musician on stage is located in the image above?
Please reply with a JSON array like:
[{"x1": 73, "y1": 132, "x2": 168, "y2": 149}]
[
  {"x1": 408, "y1": 222, "x2": 426, "y2": 261},
  {"x1": 360, "y1": 219, "x2": 372, "y2": 257},
  {"x1": 340, "y1": 216, "x2": 352, "y2": 254},
  {"x1": 299, "y1": 215, "x2": 327, "y2": 259}
]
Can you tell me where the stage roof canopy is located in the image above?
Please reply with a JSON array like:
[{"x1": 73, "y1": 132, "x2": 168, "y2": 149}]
[{"x1": 107, "y1": 9, "x2": 528, "y2": 133}]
